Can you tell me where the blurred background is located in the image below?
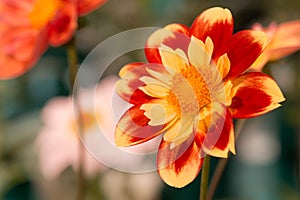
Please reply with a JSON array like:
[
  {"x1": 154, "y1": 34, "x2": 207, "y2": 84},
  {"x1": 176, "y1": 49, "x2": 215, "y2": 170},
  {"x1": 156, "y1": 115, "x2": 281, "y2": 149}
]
[{"x1": 0, "y1": 0, "x2": 299, "y2": 199}]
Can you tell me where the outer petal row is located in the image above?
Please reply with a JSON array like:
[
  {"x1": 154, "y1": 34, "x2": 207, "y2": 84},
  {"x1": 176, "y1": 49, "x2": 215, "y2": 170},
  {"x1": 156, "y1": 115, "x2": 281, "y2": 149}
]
[
  {"x1": 146, "y1": 7, "x2": 233, "y2": 64},
  {"x1": 195, "y1": 104, "x2": 235, "y2": 158},
  {"x1": 223, "y1": 30, "x2": 269, "y2": 79},
  {"x1": 115, "y1": 105, "x2": 166, "y2": 146},
  {"x1": 145, "y1": 23, "x2": 190, "y2": 63},
  {"x1": 190, "y1": 7, "x2": 233, "y2": 56},
  {"x1": 156, "y1": 105, "x2": 235, "y2": 188},
  {"x1": 146, "y1": 7, "x2": 269, "y2": 80},
  {"x1": 229, "y1": 72, "x2": 285, "y2": 118},
  {"x1": 157, "y1": 138, "x2": 203, "y2": 188},
  {"x1": 116, "y1": 62, "x2": 171, "y2": 104}
]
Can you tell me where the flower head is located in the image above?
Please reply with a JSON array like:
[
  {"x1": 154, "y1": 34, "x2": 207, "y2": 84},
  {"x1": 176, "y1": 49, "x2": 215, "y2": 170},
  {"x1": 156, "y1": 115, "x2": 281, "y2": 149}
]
[
  {"x1": 250, "y1": 20, "x2": 300, "y2": 71},
  {"x1": 115, "y1": 7, "x2": 285, "y2": 187},
  {"x1": 0, "y1": 0, "x2": 106, "y2": 79}
]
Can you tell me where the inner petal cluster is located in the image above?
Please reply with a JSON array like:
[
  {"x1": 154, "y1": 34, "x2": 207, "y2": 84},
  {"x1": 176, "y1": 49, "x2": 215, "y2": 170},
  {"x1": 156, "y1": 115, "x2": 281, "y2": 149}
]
[{"x1": 140, "y1": 37, "x2": 229, "y2": 144}]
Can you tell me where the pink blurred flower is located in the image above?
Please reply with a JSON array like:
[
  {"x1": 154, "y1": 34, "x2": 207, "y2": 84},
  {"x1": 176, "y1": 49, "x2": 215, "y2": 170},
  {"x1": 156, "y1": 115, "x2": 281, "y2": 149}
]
[
  {"x1": 36, "y1": 99, "x2": 101, "y2": 179},
  {"x1": 0, "y1": 0, "x2": 106, "y2": 79},
  {"x1": 36, "y1": 76, "x2": 115, "y2": 179},
  {"x1": 250, "y1": 20, "x2": 300, "y2": 71},
  {"x1": 36, "y1": 76, "x2": 159, "y2": 179}
]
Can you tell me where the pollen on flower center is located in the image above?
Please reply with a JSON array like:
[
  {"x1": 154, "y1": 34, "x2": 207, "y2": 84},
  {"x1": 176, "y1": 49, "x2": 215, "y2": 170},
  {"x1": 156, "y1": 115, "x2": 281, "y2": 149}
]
[
  {"x1": 167, "y1": 66, "x2": 211, "y2": 116},
  {"x1": 29, "y1": 0, "x2": 62, "y2": 29}
]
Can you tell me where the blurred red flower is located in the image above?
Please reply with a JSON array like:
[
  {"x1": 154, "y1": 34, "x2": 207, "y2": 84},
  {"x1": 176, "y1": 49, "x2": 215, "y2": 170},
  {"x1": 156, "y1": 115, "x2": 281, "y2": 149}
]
[{"x1": 0, "y1": 0, "x2": 106, "y2": 79}]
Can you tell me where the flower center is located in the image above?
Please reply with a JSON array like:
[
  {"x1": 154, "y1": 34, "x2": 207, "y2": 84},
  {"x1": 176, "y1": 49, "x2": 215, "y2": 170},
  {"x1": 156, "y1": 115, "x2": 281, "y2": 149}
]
[
  {"x1": 29, "y1": 0, "x2": 62, "y2": 29},
  {"x1": 167, "y1": 66, "x2": 211, "y2": 117}
]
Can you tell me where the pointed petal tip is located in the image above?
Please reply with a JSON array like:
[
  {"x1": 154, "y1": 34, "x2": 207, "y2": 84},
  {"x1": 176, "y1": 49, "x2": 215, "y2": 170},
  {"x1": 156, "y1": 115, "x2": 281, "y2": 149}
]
[
  {"x1": 251, "y1": 30, "x2": 270, "y2": 50},
  {"x1": 230, "y1": 72, "x2": 286, "y2": 118},
  {"x1": 114, "y1": 125, "x2": 145, "y2": 147},
  {"x1": 158, "y1": 165, "x2": 201, "y2": 188},
  {"x1": 203, "y1": 7, "x2": 232, "y2": 17},
  {"x1": 119, "y1": 62, "x2": 145, "y2": 77},
  {"x1": 114, "y1": 128, "x2": 131, "y2": 147},
  {"x1": 207, "y1": 149, "x2": 229, "y2": 158},
  {"x1": 278, "y1": 96, "x2": 286, "y2": 103},
  {"x1": 230, "y1": 147, "x2": 236, "y2": 155}
]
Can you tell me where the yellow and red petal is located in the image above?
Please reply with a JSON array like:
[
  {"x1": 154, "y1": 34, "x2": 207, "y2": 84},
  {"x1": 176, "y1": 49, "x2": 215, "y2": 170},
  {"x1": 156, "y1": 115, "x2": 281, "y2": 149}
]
[
  {"x1": 188, "y1": 36, "x2": 211, "y2": 69},
  {"x1": 139, "y1": 75, "x2": 171, "y2": 89},
  {"x1": 116, "y1": 79, "x2": 152, "y2": 105},
  {"x1": 229, "y1": 72, "x2": 285, "y2": 118},
  {"x1": 157, "y1": 138, "x2": 203, "y2": 188},
  {"x1": 164, "y1": 23, "x2": 190, "y2": 36},
  {"x1": 115, "y1": 105, "x2": 166, "y2": 147},
  {"x1": 139, "y1": 83, "x2": 170, "y2": 98},
  {"x1": 163, "y1": 116, "x2": 194, "y2": 144},
  {"x1": 145, "y1": 66, "x2": 174, "y2": 86},
  {"x1": 141, "y1": 100, "x2": 176, "y2": 126},
  {"x1": 205, "y1": 108, "x2": 235, "y2": 157},
  {"x1": 223, "y1": 30, "x2": 269, "y2": 79},
  {"x1": 145, "y1": 23, "x2": 190, "y2": 63},
  {"x1": 119, "y1": 62, "x2": 146, "y2": 78},
  {"x1": 248, "y1": 52, "x2": 269, "y2": 72},
  {"x1": 194, "y1": 104, "x2": 235, "y2": 158},
  {"x1": 159, "y1": 44, "x2": 189, "y2": 73},
  {"x1": 117, "y1": 62, "x2": 172, "y2": 104},
  {"x1": 190, "y1": 7, "x2": 233, "y2": 56},
  {"x1": 77, "y1": 0, "x2": 107, "y2": 16},
  {"x1": 216, "y1": 53, "x2": 230, "y2": 79},
  {"x1": 48, "y1": 1, "x2": 77, "y2": 46},
  {"x1": 116, "y1": 62, "x2": 153, "y2": 104}
]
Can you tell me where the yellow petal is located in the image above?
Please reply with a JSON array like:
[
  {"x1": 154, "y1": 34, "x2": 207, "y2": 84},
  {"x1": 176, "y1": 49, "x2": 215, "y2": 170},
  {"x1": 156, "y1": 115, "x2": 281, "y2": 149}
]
[
  {"x1": 163, "y1": 117, "x2": 194, "y2": 146},
  {"x1": 204, "y1": 37, "x2": 214, "y2": 59},
  {"x1": 159, "y1": 45, "x2": 189, "y2": 73},
  {"x1": 216, "y1": 53, "x2": 230, "y2": 78},
  {"x1": 188, "y1": 36, "x2": 210, "y2": 68},
  {"x1": 139, "y1": 84, "x2": 170, "y2": 98},
  {"x1": 146, "y1": 68, "x2": 173, "y2": 86},
  {"x1": 141, "y1": 102, "x2": 176, "y2": 126}
]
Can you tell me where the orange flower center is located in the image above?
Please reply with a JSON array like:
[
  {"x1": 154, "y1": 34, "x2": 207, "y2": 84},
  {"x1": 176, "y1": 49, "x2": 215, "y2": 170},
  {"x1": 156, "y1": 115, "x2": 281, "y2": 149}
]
[
  {"x1": 167, "y1": 66, "x2": 211, "y2": 117},
  {"x1": 29, "y1": 0, "x2": 62, "y2": 29}
]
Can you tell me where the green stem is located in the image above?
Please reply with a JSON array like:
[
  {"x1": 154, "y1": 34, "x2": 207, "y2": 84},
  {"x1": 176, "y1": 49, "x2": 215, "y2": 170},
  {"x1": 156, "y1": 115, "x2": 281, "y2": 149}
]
[
  {"x1": 66, "y1": 37, "x2": 86, "y2": 200},
  {"x1": 66, "y1": 38, "x2": 78, "y2": 91},
  {"x1": 0, "y1": 117, "x2": 4, "y2": 159},
  {"x1": 207, "y1": 119, "x2": 246, "y2": 200},
  {"x1": 200, "y1": 155, "x2": 211, "y2": 200}
]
